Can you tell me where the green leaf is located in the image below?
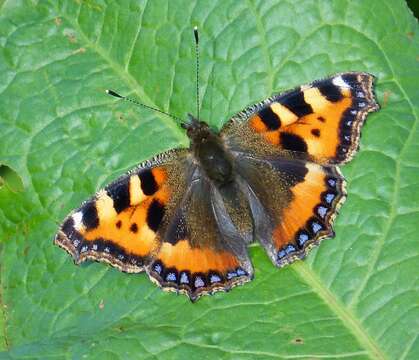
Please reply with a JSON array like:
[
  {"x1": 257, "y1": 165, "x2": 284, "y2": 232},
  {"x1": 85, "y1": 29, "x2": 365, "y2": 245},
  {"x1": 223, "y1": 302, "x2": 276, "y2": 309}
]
[{"x1": 0, "y1": 0, "x2": 418, "y2": 359}]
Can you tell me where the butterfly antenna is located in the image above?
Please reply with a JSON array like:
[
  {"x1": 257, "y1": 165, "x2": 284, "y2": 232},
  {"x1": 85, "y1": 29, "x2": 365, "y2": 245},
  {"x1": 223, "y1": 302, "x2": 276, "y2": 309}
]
[
  {"x1": 105, "y1": 89, "x2": 182, "y2": 123},
  {"x1": 194, "y1": 26, "x2": 200, "y2": 120}
]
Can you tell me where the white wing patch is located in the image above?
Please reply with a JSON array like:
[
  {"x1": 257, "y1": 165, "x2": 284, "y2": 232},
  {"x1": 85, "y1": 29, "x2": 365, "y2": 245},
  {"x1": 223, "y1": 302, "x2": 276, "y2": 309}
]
[
  {"x1": 332, "y1": 76, "x2": 351, "y2": 89},
  {"x1": 72, "y1": 211, "x2": 84, "y2": 231}
]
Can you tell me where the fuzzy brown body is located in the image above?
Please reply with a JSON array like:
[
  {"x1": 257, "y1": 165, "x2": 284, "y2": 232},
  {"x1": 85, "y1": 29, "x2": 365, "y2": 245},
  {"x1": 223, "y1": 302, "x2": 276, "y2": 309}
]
[
  {"x1": 187, "y1": 120, "x2": 234, "y2": 186},
  {"x1": 55, "y1": 72, "x2": 379, "y2": 301}
]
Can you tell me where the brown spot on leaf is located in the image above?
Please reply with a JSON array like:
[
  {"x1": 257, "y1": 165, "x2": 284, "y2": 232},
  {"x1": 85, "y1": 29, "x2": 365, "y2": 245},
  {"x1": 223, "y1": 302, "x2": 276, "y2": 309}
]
[
  {"x1": 72, "y1": 48, "x2": 86, "y2": 55},
  {"x1": 292, "y1": 337, "x2": 304, "y2": 345},
  {"x1": 67, "y1": 34, "x2": 76, "y2": 43}
]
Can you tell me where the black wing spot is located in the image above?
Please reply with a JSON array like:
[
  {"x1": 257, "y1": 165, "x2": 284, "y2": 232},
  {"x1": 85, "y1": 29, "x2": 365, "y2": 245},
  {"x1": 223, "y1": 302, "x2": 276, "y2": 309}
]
[
  {"x1": 107, "y1": 178, "x2": 130, "y2": 213},
  {"x1": 317, "y1": 116, "x2": 326, "y2": 122},
  {"x1": 317, "y1": 82, "x2": 343, "y2": 102},
  {"x1": 138, "y1": 169, "x2": 158, "y2": 195},
  {"x1": 82, "y1": 201, "x2": 99, "y2": 230},
  {"x1": 311, "y1": 128, "x2": 320, "y2": 137},
  {"x1": 164, "y1": 210, "x2": 187, "y2": 245},
  {"x1": 116, "y1": 220, "x2": 122, "y2": 229},
  {"x1": 341, "y1": 73, "x2": 358, "y2": 86},
  {"x1": 146, "y1": 199, "x2": 165, "y2": 232},
  {"x1": 280, "y1": 91, "x2": 313, "y2": 117},
  {"x1": 258, "y1": 106, "x2": 281, "y2": 130},
  {"x1": 130, "y1": 223, "x2": 138, "y2": 233},
  {"x1": 62, "y1": 217, "x2": 75, "y2": 234},
  {"x1": 273, "y1": 160, "x2": 308, "y2": 185},
  {"x1": 280, "y1": 132, "x2": 308, "y2": 153}
]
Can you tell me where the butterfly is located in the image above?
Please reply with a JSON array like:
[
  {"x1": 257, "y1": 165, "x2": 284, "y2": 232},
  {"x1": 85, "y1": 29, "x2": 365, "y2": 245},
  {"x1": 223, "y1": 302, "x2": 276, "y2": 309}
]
[{"x1": 55, "y1": 28, "x2": 379, "y2": 302}]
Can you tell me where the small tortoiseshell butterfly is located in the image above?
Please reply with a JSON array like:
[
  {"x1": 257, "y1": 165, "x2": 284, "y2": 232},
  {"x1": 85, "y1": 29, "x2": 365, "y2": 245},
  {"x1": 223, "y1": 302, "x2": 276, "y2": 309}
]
[{"x1": 55, "y1": 28, "x2": 379, "y2": 301}]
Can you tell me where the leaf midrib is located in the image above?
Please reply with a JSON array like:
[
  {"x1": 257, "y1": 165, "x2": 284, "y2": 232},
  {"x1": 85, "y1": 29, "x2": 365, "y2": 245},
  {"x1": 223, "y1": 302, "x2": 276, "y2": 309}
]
[{"x1": 294, "y1": 263, "x2": 387, "y2": 360}]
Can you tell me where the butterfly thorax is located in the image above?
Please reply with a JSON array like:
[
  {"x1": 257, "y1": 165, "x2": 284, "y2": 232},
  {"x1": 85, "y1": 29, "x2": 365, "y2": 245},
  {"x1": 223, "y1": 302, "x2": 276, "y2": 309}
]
[{"x1": 183, "y1": 115, "x2": 233, "y2": 185}]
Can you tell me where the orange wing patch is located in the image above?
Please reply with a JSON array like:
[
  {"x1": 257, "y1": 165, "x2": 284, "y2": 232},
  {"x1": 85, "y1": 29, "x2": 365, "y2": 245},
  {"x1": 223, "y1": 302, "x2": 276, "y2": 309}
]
[
  {"x1": 156, "y1": 240, "x2": 239, "y2": 273},
  {"x1": 273, "y1": 162, "x2": 346, "y2": 267},
  {"x1": 55, "y1": 166, "x2": 170, "y2": 273},
  {"x1": 81, "y1": 196, "x2": 159, "y2": 257},
  {"x1": 279, "y1": 86, "x2": 352, "y2": 161},
  {"x1": 248, "y1": 72, "x2": 379, "y2": 164},
  {"x1": 148, "y1": 239, "x2": 251, "y2": 302}
]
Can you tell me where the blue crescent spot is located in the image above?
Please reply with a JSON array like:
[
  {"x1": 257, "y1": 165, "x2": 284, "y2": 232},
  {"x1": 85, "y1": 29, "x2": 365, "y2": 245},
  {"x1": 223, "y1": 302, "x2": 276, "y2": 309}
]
[
  {"x1": 166, "y1": 272, "x2": 177, "y2": 282},
  {"x1": 210, "y1": 274, "x2": 221, "y2": 283},
  {"x1": 236, "y1": 268, "x2": 246, "y2": 276},
  {"x1": 227, "y1": 271, "x2": 237, "y2": 279},
  {"x1": 298, "y1": 232, "x2": 309, "y2": 246},
  {"x1": 277, "y1": 249, "x2": 287, "y2": 259},
  {"x1": 194, "y1": 277, "x2": 205, "y2": 288},
  {"x1": 328, "y1": 178, "x2": 336, "y2": 187},
  {"x1": 325, "y1": 193, "x2": 335, "y2": 204},
  {"x1": 154, "y1": 263, "x2": 162, "y2": 274},
  {"x1": 311, "y1": 222, "x2": 323, "y2": 233},
  {"x1": 180, "y1": 272, "x2": 189, "y2": 284},
  {"x1": 317, "y1": 206, "x2": 328, "y2": 218},
  {"x1": 285, "y1": 244, "x2": 296, "y2": 254}
]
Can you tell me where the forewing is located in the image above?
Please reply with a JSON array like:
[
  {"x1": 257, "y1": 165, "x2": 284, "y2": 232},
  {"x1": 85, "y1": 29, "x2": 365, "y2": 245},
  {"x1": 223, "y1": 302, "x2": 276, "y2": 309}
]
[
  {"x1": 222, "y1": 72, "x2": 379, "y2": 164},
  {"x1": 54, "y1": 149, "x2": 189, "y2": 273}
]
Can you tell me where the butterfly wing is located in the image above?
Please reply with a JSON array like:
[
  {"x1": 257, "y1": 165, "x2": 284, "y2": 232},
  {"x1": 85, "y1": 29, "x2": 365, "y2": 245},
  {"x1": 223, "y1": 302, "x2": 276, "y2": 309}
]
[
  {"x1": 222, "y1": 72, "x2": 379, "y2": 164},
  {"x1": 233, "y1": 154, "x2": 346, "y2": 266},
  {"x1": 147, "y1": 169, "x2": 253, "y2": 301},
  {"x1": 55, "y1": 149, "x2": 189, "y2": 273},
  {"x1": 221, "y1": 72, "x2": 378, "y2": 266}
]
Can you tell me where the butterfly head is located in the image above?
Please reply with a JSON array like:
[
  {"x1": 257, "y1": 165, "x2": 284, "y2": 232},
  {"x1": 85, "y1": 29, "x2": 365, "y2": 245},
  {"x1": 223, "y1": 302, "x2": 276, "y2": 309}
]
[{"x1": 181, "y1": 114, "x2": 212, "y2": 141}]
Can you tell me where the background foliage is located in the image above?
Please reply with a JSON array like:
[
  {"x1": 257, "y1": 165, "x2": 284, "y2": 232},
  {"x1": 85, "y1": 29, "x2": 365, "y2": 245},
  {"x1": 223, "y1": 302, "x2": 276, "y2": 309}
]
[{"x1": 0, "y1": 0, "x2": 418, "y2": 359}]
